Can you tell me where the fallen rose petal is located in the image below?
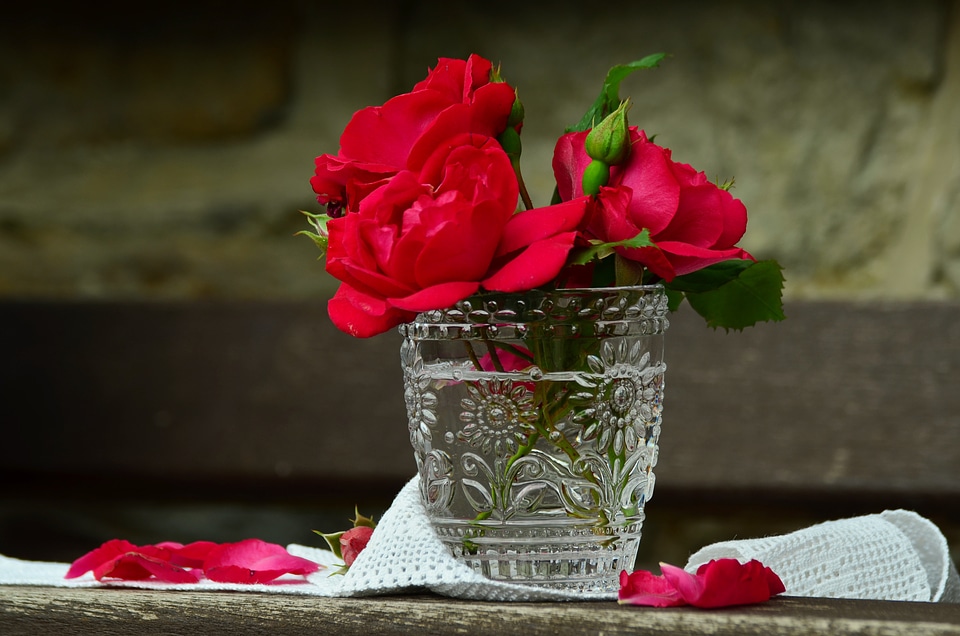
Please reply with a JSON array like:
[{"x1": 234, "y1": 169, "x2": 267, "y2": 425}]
[
  {"x1": 203, "y1": 539, "x2": 321, "y2": 584},
  {"x1": 663, "y1": 559, "x2": 785, "y2": 608},
  {"x1": 159, "y1": 540, "x2": 219, "y2": 569},
  {"x1": 619, "y1": 559, "x2": 785, "y2": 609},
  {"x1": 658, "y1": 562, "x2": 706, "y2": 604},
  {"x1": 96, "y1": 550, "x2": 200, "y2": 584},
  {"x1": 66, "y1": 539, "x2": 139, "y2": 579},
  {"x1": 65, "y1": 539, "x2": 199, "y2": 583},
  {"x1": 618, "y1": 569, "x2": 685, "y2": 607},
  {"x1": 340, "y1": 526, "x2": 374, "y2": 566},
  {"x1": 684, "y1": 559, "x2": 786, "y2": 608}
]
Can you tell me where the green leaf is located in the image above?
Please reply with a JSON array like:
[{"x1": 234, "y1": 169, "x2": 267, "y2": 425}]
[
  {"x1": 567, "y1": 230, "x2": 654, "y2": 266},
  {"x1": 664, "y1": 287, "x2": 685, "y2": 312},
  {"x1": 664, "y1": 259, "x2": 754, "y2": 294},
  {"x1": 568, "y1": 53, "x2": 668, "y2": 133},
  {"x1": 671, "y1": 260, "x2": 786, "y2": 330}
]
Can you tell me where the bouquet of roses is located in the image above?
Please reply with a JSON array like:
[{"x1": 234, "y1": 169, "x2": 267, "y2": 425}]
[{"x1": 301, "y1": 53, "x2": 783, "y2": 337}]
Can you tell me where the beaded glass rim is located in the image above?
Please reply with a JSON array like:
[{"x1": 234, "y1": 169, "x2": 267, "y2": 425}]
[{"x1": 398, "y1": 285, "x2": 669, "y2": 340}]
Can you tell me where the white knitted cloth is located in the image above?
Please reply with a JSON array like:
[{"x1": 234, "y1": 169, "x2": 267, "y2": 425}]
[
  {"x1": 686, "y1": 508, "x2": 960, "y2": 603},
  {"x1": 1, "y1": 476, "x2": 958, "y2": 603}
]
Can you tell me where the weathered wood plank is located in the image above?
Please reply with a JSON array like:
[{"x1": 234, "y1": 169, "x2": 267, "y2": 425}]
[
  {"x1": 1, "y1": 300, "x2": 957, "y2": 498},
  {"x1": 663, "y1": 300, "x2": 960, "y2": 497},
  {"x1": 1, "y1": 586, "x2": 958, "y2": 636},
  {"x1": 0, "y1": 300, "x2": 412, "y2": 483}
]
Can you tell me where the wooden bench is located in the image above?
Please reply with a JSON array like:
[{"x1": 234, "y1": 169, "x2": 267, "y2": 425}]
[
  {"x1": 2, "y1": 588, "x2": 959, "y2": 635},
  {"x1": 1, "y1": 300, "x2": 958, "y2": 633}
]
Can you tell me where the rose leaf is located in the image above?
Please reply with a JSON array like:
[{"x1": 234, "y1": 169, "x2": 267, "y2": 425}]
[
  {"x1": 680, "y1": 260, "x2": 786, "y2": 330},
  {"x1": 568, "y1": 53, "x2": 668, "y2": 133}
]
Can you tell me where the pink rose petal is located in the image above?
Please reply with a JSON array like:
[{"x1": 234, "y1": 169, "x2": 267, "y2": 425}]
[
  {"x1": 203, "y1": 539, "x2": 321, "y2": 584},
  {"x1": 494, "y1": 197, "x2": 588, "y2": 258},
  {"x1": 388, "y1": 280, "x2": 480, "y2": 313},
  {"x1": 619, "y1": 559, "x2": 785, "y2": 609},
  {"x1": 684, "y1": 559, "x2": 786, "y2": 608},
  {"x1": 482, "y1": 231, "x2": 579, "y2": 292},
  {"x1": 163, "y1": 540, "x2": 219, "y2": 569},
  {"x1": 618, "y1": 569, "x2": 685, "y2": 607},
  {"x1": 328, "y1": 283, "x2": 414, "y2": 338},
  {"x1": 66, "y1": 539, "x2": 139, "y2": 579},
  {"x1": 65, "y1": 539, "x2": 199, "y2": 583},
  {"x1": 97, "y1": 550, "x2": 200, "y2": 584}
]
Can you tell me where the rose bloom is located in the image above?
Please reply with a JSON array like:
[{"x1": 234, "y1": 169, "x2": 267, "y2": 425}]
[
  {"x1": 325, "y1": 135, "x2": 588, "y2": 337},
  {"x1": 554, "y1": 128, "x2": 752, "y2": 281},
  {"x1": 311, "y1": 54, "x2": 517, "y2": 215}
]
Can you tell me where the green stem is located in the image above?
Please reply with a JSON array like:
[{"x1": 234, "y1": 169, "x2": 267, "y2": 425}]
[
  {"x1": 512, "y1": 158, "x2": 533, "y2": 211},
  {"x1": 489, "y1": 340, "x2": 535, "y2": 364},
  {"x1": 482, "y1": 332, "x2": 504, "y2": 372},
  {"x1": 463, "y1": 340, "x2": 482, "y2": 370},
  {"x1": 504, "y1": 430, "x2": 540, "y2": 478}
]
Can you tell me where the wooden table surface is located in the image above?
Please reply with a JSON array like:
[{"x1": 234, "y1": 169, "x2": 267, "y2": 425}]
[{"x1": 1, "y1": 586, "x2": 959, "y2": 635}]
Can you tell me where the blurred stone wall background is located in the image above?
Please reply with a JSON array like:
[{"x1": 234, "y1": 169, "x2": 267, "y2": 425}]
[{"x1": 1, "y1": 0, "x2": 959, "y2": 301}]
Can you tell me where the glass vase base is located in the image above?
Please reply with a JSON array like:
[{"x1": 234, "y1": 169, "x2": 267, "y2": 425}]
[{"x1": 434, "y1": 522, "x2": 642, "y2": 593}]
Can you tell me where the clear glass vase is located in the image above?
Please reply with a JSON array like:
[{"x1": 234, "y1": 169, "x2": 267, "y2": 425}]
[{"x1": 398, "y1": 285, "x2": 669, "y2": 593}]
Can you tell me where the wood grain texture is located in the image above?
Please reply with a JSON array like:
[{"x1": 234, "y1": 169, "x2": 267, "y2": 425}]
[
  {"x1": 1, "y1": 587, "x2": 959, "y2": 636},
  {"x1": 1, "y1": 300, "x2": 958, "y2": 499},
  {"x1": 1, "y1": 302, "x2": 959, "y2": 634},
  {"x1": 662, "y1": 300, "x2": 960, "y2": 497}
]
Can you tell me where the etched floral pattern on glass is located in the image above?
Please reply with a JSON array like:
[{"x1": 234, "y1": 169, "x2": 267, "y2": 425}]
[
  {"x1": 571, "y1": 339, "x2": 667, "y2": 455},
  {"x1": 458, "y1": 379, "x2": 538, "y2": 456}
]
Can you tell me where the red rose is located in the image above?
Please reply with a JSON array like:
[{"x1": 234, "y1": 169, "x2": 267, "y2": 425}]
[
  {"x1": 325, "y1": 136, "x2": 516, "y2": 336},
  {"x1": 325, "y1": 135, "x2": 588, "y2": 337},
  {"x1": 340, "y1": 526, "x2": 374, "y2": 567},
  {"x1": 311, "y1": 54, "x2": 516, "y2": 214},
  {"x1": 554, "y1": 128, "x2": 752, "y2": 281}
]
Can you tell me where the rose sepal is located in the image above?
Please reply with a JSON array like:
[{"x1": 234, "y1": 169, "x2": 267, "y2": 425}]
[
  {"x1": 296, "y1": 210, "x2": 332, "y2": 256},
  {"x1": 314, "y1": 508, "x2": 378, "y2": 574}
]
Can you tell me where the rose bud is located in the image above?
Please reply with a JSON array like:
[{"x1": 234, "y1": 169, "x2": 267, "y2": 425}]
[
  {"x1": 585, "y1": 99, "x2": 631, "y2": 166},
  {"x1": 340, "y1": 526, "x2": 374, "y2": 567},
  {"x1": 581, "y1": 158, "x2": 611, "y2": 195}
]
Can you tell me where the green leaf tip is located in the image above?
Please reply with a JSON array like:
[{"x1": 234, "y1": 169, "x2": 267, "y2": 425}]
[
  {"x1": 568, "y1": 53, "x2": 669, "y2": 133},
  {"x1": 667, "y1": 260, "x2": 786, "y2": 331}
]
